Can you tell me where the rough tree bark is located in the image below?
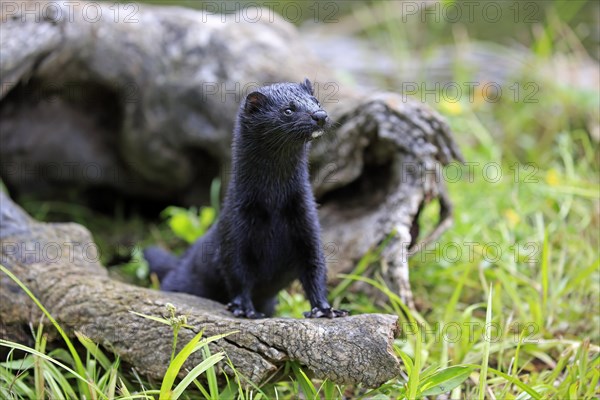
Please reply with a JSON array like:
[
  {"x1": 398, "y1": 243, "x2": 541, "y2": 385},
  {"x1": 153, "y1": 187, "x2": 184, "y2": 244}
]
[
  {"x1": 0, "y1": 191, "x2": 400, "y2": 386},
  {"x1": 0, "y1": 1, "x2": 462, "y2": 381}
]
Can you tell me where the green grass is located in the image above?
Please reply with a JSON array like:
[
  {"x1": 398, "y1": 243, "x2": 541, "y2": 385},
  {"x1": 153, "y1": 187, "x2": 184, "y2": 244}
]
[
  {"x1": 2, "y1": 1, "x2": 599, "y2": 398},
  {"x1": 1, "y1": 265, "x2": 239, "y2": 400}
]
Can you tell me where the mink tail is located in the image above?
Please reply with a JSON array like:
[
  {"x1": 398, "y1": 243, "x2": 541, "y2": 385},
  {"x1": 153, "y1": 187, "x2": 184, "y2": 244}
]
[{"x1": 143, "y1": 246, "x2": 179, "y2": 280}]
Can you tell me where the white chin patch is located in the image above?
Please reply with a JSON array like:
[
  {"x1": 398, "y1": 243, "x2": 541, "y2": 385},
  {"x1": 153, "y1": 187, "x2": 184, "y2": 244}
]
[{"x1": 311, "y1": 130, "x2": 324, "y2": 139}]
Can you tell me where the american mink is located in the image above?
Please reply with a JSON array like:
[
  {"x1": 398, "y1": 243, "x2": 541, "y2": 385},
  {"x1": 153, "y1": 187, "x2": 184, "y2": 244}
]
[{"x1": 144, "y1": 79, "x2": 347, "y2": 319}]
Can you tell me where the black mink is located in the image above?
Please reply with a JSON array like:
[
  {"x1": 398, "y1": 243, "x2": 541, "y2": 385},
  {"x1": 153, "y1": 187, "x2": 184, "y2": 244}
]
[{"x1": 144, "y1": 79, "x2": 347, "y2": 319}]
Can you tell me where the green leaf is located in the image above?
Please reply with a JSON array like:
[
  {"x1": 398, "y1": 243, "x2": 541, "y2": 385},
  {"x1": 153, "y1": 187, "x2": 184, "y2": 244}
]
[
  {"x1": 44, "y1": 371, "x2": 67, "y2": 400},
  {"x1": 199, "y1": 207, "x2": 216, "y2": 232},
  {"x1": 129, "y1": 310, "x2": 172, "y2": 326},
  {"x1": 1, "y1": 356, "x2": 35, "y2": 370},
  {"x1": 169, "y1": 213, "x2": 198, "y2": 243},
  {"x1": 75, "y1": 331, "x2": 112, "y2": 372},
  {"x1": 171, "y1": 352, "x2": 225, "y2": 399},
  {"x1": 202, "y1": 346, "x2": 219, "y2": 399},
  {"x1": 118, "y1": 379, "x2": 132, "y2": 397},
  {"x1": 478, "y1": 285, "x2": 493, "y2": 400},
  {"x1": 291, "y1": 362, "x2": 317, "y2": 398},
  {"x1": 34, "y1": 322, "x2": 46, "y2": 400},
  {"x1": 396, "y1": 349, "x2": 414, "y2": 377},
  {"x1": 408, "y1": 325, "x2": 422, "y2": 400},
  {"x1": 419, "y1": 365, "x2": 475, "y2": 396},
  {"x1": 193, "y1": 332, "x2": 238, "y2": 352},
  {"x1": 43, "y1": 360, "x2": 78, "y2": 399},
  {"x1": 540, "y1": 229, "x2": 549, "y2": 312},
  {"x1": 0, "y1": 265, "x2": 97, "y2": 400},
  {"x1": 106, "y1": 364, "x2": 118, "y2": 400},
  {"x1": 162, "y1": 205, "x2": 216, "y2": 243},
  {"x1": 0, "y1": 339, "x2": 102, "y2": 397},
  {"x1": 160, "y1": 329, "x2": 206, "y2": 399},
  {"x1": 486, "y1": 366, "x2": 542, "y2": 400},
  {"x1": 158, "y1": 330, "x2": 235, "y2": 400}
]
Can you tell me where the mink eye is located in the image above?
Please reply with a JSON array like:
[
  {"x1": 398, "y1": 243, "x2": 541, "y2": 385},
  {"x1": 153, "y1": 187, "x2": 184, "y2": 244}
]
[{"x1": 284, "y1": 108, "x2": 294, "y2": 116}]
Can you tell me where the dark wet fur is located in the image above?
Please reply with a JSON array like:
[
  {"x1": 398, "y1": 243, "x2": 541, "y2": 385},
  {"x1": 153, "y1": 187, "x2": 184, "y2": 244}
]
[{"x1": 144, "y1": 80, "x2": 347, "y2": 319}]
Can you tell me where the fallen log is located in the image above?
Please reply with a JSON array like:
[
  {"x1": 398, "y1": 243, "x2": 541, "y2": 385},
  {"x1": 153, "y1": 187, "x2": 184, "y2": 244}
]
[
  {"x1": 0, "y1": 3, "x2": 462, "y2": 318},
  {"x1": 0, "y1": 191, "x2": 400, "y2": 386}
]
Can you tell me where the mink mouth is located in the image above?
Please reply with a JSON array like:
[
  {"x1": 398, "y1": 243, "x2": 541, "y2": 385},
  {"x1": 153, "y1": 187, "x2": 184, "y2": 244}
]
[
  {"x1": 311, "y1": 130, "x2": 325, "y2": 139},
  {"x1": 290, "y1": 119, "x2": 330, "y2": 142},
  {"x1": 307, "y1": 120, "x2": 331, "y2": 141},
  {"x1": 292, "y1": 125, "x2": 327, "y2": 142}
]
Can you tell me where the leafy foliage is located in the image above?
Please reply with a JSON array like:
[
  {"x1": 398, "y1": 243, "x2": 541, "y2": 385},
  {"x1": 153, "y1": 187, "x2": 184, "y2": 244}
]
[{"x1": 161, "y1": 206, "x2": 216, "y2": 244}]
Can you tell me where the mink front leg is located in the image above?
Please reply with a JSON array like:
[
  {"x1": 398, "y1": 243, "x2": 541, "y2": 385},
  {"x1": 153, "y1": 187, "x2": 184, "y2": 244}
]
[
  {"x1": 222, "y1": 242, "x2": 265, "y2": 319},
  {"x1": 226, "y1": 291, "x2": 266, "y2": 319},
  {"x1": 224, "y1": 269, "x2": 266, "y2": 319},
  {"x1": 300, "y1": 245, "x2": 348, "y2": 319}
]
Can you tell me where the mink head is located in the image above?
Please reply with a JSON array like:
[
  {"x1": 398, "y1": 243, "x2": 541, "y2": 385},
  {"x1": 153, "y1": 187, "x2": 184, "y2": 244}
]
[{"x1": 239, "y1": 78, "x2": 331, "y2": 142}]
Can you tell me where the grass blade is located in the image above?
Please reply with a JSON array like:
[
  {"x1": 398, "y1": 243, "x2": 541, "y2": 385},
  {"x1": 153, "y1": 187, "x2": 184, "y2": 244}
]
[
  {"x1": 540, "y1": 229, "x2": 549, "y2": 315},
  {"x1": 478, "y1": 284, "x2": 493, "y2": 400},
  {"x1": 171, "y1": 352, "x2": 225, "y2": 398},
  {"x1": 488, "y1": 367, "x2": 542, "y2": 400},
  {"x1": 75, "y1": 331, "x2": 113, "y2": 372},
  {"x1": 0, "y1": 339, "x2": 102, "y2": 397},
  {"x1": 129, "y1": 310, "x2": 172, "y2": 325},
  {"x1": 34, "y1": 323, "x2": 47, "y2": 400},
  {"x1": 0, "y1": 265, "x2": 98, "y2": 399},
  {"x1": 159, "y1": 329, "x2": 205, "y2": 399},
  {"x1": 419, "y1": 365, "x2": 476, "y2": 396},
  {"x1": 396, "y1": 347, "x2": 414, "y2": 377},
  {"x1": 291, "y1": 362, "x2": 317, "y2": 399},
  {"x1": 202, "y1": 346, "x2": 219, "y2": 399}
]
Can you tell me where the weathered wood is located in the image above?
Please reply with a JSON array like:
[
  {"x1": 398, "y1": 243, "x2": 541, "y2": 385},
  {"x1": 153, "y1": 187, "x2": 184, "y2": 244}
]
[
  {"x1": 0, "y1": 191, "x2": 400, "y2": 386},
  {"x1": 0, "y1": 0, "x2": 462, "y2": 337}
]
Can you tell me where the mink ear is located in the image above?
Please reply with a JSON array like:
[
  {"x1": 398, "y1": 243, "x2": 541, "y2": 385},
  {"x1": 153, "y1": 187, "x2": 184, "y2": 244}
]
[
  {"x1": 301, "y1": 78, "x2": 314, "y2": 95},
  {"x1": 244, "y1": 91, "x2": 268, "y2": 114}
]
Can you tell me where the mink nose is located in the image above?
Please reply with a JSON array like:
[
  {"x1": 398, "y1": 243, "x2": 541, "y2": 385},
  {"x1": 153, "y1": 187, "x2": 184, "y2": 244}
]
[{"x1": 311, "y1": 110, "x2": 328, "y2": 127}]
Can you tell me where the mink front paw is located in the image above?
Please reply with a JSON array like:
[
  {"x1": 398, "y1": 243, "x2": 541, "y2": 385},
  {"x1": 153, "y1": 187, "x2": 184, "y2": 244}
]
[
  {"x1": 303, "y1": 307, "x2": 349, "y2": 318},
  {"x1": 226, "y1": 302, "x2": 266, "y2": 319}
]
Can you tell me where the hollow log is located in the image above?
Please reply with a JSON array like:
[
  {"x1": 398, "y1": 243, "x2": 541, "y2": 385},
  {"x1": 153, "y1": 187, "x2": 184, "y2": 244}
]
[{"x1": 0, "y1": 191, "x2": 400, "y2": 386}]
